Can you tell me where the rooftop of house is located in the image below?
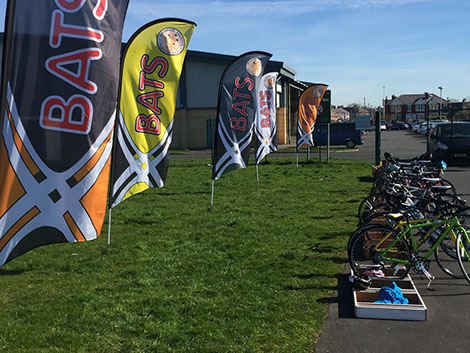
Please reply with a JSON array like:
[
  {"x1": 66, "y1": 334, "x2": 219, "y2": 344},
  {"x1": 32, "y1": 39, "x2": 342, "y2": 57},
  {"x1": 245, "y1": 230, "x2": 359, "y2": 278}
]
[{"x1": 387, "y1": 93, "x2": 448, "y2": 106}]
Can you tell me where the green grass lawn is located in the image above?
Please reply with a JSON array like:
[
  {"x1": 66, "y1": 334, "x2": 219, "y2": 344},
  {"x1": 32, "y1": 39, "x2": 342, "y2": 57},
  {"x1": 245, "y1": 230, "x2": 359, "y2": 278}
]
[{"x1": 0, "y1": 157, "x2": 371, "y2": 353}]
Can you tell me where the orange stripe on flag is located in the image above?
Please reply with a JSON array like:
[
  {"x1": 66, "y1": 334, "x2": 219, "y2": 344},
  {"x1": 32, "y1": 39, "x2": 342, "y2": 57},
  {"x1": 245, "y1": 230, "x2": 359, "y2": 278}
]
[
  {"x1": 0, "y1": 140, "x2": 26, "y2": 218},
  {"x1": 0, "y1": 207, "x2": 40, "y2": 252},
  {"x1": 72, "y1": 130, "x2": 112, "y2": 184},
  {"x1": 80, "y1": 156, "x2": 111, "y2": 235},
  {"x1": 63, "y1": 212, "x2": 86, "y2": 242},
  {"x1": 6, "y1": 105, "x2": 41, "y2": 176}
]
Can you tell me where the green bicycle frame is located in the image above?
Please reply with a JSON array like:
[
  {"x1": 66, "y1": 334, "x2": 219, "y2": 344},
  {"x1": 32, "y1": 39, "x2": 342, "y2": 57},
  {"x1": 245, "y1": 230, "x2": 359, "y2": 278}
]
[{"x1": 378, "y1": 217, "x2": 462, "y2": 265}]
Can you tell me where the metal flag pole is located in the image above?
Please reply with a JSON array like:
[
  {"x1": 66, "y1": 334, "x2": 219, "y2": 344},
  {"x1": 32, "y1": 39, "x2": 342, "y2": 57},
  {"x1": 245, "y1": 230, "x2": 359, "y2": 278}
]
[
  {"x1": 296, "y1": 152, "x2": 299, "y2": 167},
  {"x1": 256, "y1": 164, "x2": 260, "y2": 185},
  {"x1": 107, "y1": 208, "x2": 112, "y2": 248},
  {"x1": 209, "y1": 179, "x2": 215, "y2": 212},
  {"x1": 327, "y1": 122, "x2": 330, "y2": 163}
]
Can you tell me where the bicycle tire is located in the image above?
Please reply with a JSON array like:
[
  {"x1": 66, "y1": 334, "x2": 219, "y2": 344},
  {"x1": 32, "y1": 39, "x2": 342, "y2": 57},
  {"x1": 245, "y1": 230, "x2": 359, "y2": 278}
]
[
  {"x1": 357, "y1": 195, "x2": 385, "y2": 222},
  {"x1": 363, "y1": 212, "x2": 400, "y2": 228},
  {"x1": 362, "y1": 203, "x2": 395, "y2": 224},
  {"x1": 439, "y1": 178, "x2": 457, "y2": 195},
  {"x1": 456, "y1": 228, "x2": 470, "y2": 284},
  {"x1": 349, "y1": 227, "x2": 411, "y2": 279},
  {"x1": 434, "y1": 244, "x2": 464, "y2": 279},
  {"x1": 347, "y1": 224, "x2": 389, "y2": 255}
]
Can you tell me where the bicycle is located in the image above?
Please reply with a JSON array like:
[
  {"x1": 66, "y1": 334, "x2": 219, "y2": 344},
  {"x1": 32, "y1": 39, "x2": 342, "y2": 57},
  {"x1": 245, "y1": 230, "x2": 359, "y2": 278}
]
[
  {"x1": 349, "y1": 212, "x2": 464, "y2": 279},
  {"x1": 349, "y1": 208, "x2": 470, "y2": 284}
]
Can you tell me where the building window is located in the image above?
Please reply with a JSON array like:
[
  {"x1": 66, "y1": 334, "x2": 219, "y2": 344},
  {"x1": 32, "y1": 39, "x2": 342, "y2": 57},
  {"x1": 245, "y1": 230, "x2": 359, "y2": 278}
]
[
  {"x1": 415, "y1": 104, "x2": 424, "y2": 111},
  {"x1": 417, "y1": 113, "x2": 425, "y2": 119},
  {"x1": 407, "y1": 104, "x2": 412, "y2": 112},
  {"x1": 391, "y1": 104, "x2": 401, "y2": 113},
  {"x1": 395, "y1": 114, "x2": 401, "y2": 121}
]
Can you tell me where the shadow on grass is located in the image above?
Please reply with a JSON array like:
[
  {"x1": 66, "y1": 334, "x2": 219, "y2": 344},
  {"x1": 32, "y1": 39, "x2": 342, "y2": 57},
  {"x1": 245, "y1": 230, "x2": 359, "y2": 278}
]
[
  {"x1": 316, "y1": 231, "x2": 350, "y2": 240},
  {"x1": 276, "y1": 161, "x2": 295, "y2": 166},
  {"x1": 0, "y1": 268, "x2": 30, "y2": 276},
  {"x1": 292, "y1": 273, "x2": 341, "y2": 280},
  {"x1": 311, "y1": 216, "x2": 334, "y2": 220},
  {"x1": 357, "y1": 176, "x2": 374, "y2": 183},
  {"x1": 284, "y1": 284, "x2": 337, "y2": 291},
  {"x1": 316, "y1": 274, "x2": 355, "y2": 318}
]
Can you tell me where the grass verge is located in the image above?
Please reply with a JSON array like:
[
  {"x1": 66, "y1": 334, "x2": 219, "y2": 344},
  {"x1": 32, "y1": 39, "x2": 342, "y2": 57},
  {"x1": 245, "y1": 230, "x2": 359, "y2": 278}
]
[{"x1": 0, "y1": 157, "x2": 371, "y2": 353}]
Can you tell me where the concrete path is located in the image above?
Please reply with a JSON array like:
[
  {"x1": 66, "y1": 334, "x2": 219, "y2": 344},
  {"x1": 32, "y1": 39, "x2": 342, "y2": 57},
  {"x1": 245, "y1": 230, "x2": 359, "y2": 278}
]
[{"x1": 313, "y1": 130, "x2": 470, "y2": 353}]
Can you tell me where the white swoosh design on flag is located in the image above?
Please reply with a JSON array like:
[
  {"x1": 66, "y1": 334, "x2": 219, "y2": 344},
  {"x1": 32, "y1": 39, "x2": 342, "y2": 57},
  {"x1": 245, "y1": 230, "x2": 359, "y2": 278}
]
[
  {"x1": 255, "y1": 124, "x2": 277, "y2": 164},
  {"x1": 0, "y1": 85, "x2": 113, "y2": 265},
  {"x1": 297, "y1": 120, "x2": 314, "y2": 149},
  {"x1": 213, "y1": 114, "x2": 253, "y2": 180},
  {"x1": 110, "y1": 111, "x2": 173, "y2": 207}
]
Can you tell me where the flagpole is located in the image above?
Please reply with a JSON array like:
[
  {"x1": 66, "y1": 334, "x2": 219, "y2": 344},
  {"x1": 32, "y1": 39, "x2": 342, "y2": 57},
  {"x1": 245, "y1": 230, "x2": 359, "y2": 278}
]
[
  {"x1": 209, "y1": 179, "x2": 215, "y2": 212},
  {"x1": 105, "y1": 36, "x2": 129, "y2": 248},
  {"x1": 107, "y1": 208, "x2": 112, "y2": 248},
  {"x1": 296, "y1": 152, "x2": 299, "y2": 167},
  {"x1": 256, "y1": 164, "x2": 259, "y2": 185}
]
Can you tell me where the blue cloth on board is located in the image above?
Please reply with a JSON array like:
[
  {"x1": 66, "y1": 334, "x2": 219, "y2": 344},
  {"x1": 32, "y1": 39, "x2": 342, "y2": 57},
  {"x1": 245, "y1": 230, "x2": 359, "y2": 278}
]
[{"x1": 374, "y1": 282, "x2": 409, "y2": 304}]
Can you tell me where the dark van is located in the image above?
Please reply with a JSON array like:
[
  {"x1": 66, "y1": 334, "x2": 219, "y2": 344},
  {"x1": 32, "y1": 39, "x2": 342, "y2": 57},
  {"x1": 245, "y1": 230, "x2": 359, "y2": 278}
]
[
  {"x1": 313, "y1": 122, "x2": 363, "y2": 148},
  {"x1": 428, "y1": 122, "x2": 470, "y2": 165}
]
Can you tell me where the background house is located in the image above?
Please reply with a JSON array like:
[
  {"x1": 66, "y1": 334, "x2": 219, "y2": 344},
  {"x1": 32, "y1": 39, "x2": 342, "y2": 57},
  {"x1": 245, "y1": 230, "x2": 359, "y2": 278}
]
[
  {"x1": 331, "y1": 106, "x2": 350, "y2": 122},
  {"x1": 384, "y1": 92, "x2": 450, "y2": 122}
]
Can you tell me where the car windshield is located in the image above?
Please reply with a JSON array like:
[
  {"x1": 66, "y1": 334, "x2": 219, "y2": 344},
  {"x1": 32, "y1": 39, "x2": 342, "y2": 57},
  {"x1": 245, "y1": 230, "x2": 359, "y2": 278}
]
[{"x1": 439, "y1": 124, "x2": 470, "y2": 137}]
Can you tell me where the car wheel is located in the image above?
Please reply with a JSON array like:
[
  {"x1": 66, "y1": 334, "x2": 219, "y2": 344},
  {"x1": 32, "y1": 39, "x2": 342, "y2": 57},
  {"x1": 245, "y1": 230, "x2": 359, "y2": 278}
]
[{"x1": 346, "y1": 140, "x2": 355, "y2": 148}]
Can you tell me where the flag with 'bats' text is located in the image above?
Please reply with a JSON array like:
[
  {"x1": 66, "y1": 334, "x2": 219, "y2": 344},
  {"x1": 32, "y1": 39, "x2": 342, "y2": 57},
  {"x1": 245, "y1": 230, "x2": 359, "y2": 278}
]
[
  {"x1": 254, "y1": 72, "x2": 278, "y2": 164},
  {"x1": 0, "y1": 0, "x2": 129, "y2": 267},
  {"x1": 110, "y1": 18, "x2": 196, "y2": 208},
  {"x1": 212, "y1": 51, "x2": 272, "y2": 180}
]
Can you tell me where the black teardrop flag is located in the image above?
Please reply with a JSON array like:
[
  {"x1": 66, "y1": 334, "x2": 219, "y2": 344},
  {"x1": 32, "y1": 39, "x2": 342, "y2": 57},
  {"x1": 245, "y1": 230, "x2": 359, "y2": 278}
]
[
  {"x1": 0, "y1": 0, "x2": 130, "y2": 267},
  {"x1": 212, "y1": 51, "x2": 272, "y2": 180}
]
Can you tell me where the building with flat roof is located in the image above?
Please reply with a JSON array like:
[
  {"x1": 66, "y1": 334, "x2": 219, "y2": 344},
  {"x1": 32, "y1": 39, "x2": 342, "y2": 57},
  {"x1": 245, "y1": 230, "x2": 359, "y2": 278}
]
[{"x1": 0, "y1": 33, "x2": 312, "y2": 149}]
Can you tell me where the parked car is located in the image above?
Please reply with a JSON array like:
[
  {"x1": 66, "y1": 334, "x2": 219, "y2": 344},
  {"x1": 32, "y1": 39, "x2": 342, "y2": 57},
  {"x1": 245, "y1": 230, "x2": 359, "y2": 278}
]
[
  {"x1": 428, "y1": 122, "x2": 470, "y2": 164},
  {"x1": 410, "y1": 121, "x2": 422, "y2": 132},
  {"x1": 389, "y1": 122, "x2": 408, "y2": 130},
  {"x1": 417, "y1": 122, "x2": 430, "y2": 134},
  {"x1": 313, "y1": 122, "x2": 363, "y2": 148}
]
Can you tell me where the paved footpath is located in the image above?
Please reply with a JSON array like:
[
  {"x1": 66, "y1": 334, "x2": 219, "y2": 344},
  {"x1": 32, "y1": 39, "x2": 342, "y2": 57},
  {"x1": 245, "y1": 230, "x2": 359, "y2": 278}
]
[{"x1": 314, "y1": 130, "x2": 470, "y2": 353}]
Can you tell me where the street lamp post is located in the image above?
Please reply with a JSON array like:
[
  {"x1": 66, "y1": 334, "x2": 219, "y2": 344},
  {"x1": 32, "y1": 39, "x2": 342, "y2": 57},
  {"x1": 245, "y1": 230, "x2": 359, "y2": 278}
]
[
  {"x1": 438, "y1": 86, "x2": 444, "y2": 118},
  {"x1": 425, "y1": 101, "x2": 430, "y2": 156}
]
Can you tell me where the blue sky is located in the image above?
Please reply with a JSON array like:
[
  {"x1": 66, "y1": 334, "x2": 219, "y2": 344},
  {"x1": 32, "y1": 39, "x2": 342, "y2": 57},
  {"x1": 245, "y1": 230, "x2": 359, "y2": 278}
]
[{"x1": 2, "y1": 0, "x2": 470, "y2": 106}]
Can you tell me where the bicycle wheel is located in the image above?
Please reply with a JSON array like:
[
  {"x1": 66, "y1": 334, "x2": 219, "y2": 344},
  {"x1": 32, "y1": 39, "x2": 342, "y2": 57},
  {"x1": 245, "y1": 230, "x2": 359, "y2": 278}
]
[
  {"x1": 364, "y1": 212, "x2": 400, "y2": 228},
  {"x1": 358, "y1": 195, "x2": 385, "y2": 223},
  {"x1": 349, "y1": 227, "x2": 411, "y2": 279},
  {"x1": 370, "y1": 182, "x2": 388, "y2": 196},
  {"x1": 347, "y1": 224, "x2": 390, "y2": 255},
  {"x1": 436, "y1": 222, "x2": 470, "y2": 259},
  {"x1": 456, "y1": 228, "x2": 470, "y2": 284},
  {"x1": 439, "y1": 178, "x2": 457, "y2": 195},
  {"x1": 363, "y1": 203, "x2": 394, "y2": 224},
  {"x1": 435, "y1": 238, "x2": 464, "y2": 279}
]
